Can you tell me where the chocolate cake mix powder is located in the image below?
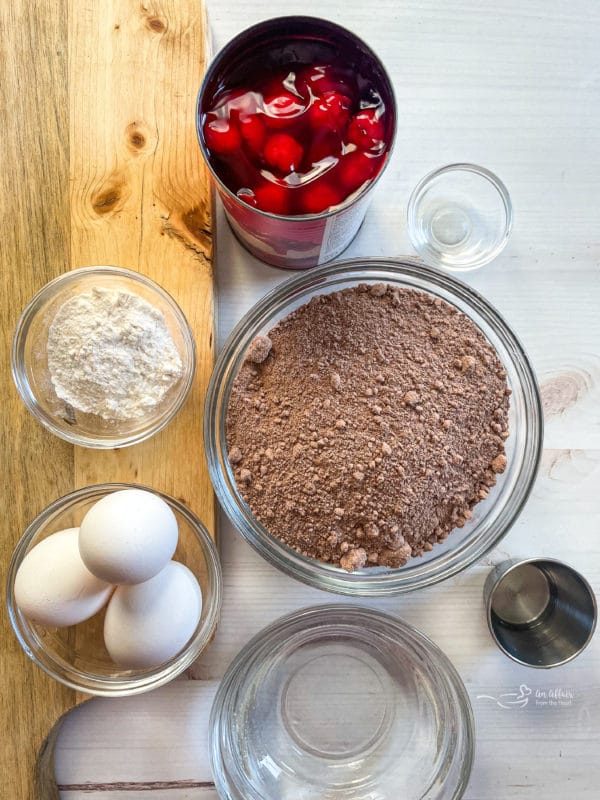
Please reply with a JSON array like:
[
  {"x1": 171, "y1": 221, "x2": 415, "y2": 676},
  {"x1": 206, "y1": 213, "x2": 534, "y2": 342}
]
[{"x1": 226, "y1": 284, "x2": 510, "y2": 571}]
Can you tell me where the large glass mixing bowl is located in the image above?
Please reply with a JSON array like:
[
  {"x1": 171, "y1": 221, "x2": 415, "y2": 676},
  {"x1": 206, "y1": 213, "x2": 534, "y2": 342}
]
[{"x1": 205, "y1": 258, "x2": 542, "y2": 595}]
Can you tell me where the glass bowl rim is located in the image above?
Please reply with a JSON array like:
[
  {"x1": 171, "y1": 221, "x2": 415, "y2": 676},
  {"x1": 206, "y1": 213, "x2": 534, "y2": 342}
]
[
  {"x1": 11, "y1": 264, "x2": 197, "y2": 449},
  {"x1": 406, "y1": 162, "x2": 514, "y2": 271},
  {"x1": 6, "y1": 482, "x2": 222, "y2": 696},
  {"x1": 209, "y1": 602, "x2": 475, "y2": 800},
  {"x1": 204, "y1": 256, "x2": 543, "y2": 596}
]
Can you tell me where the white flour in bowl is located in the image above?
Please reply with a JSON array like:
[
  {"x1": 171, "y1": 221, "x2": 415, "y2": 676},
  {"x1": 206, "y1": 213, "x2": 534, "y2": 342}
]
[{"x1": 47, "y1": 287, "x2": 183, "y2": 420}]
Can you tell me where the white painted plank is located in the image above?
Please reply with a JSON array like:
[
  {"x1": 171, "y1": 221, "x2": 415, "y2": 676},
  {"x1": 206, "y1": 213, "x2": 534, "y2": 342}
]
[{"x1": 56, "y1": 682, "x2": 217, "y2": 784}]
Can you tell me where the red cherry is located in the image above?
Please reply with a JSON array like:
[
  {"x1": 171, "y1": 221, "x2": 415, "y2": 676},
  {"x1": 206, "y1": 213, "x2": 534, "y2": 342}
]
[
  {"x1": 254, "y1": 183, "x2": 290, "y2": 215},
  {"x1": 306, "y1": 128, "x2": 342, "y2": 166},
  {"x1": 300, "y1": 181, "x2": 343, "y2": 214},
  {"x1": 347, "y1": 109, "x2": 386, "y2": 152},
  {"x1": 337, "y1": 151, "x2": 378, "y2": 193},
  {"x1": 203, "y1": 116, "x2": 242, "y2": 155},
  {"x1": 297, "y1": 65, "x2": 354, "y2": 100},
  {"x1": 239, "y1": 113, "x2": 267, "y2": 156},
  {"x1": 307, "y1": 91, "x2": 351, "y2": 132},
  {"x1": 237, "y1": 187, "x2": 257, "y2": 207},
  {"x1": 264, "y1": 133, "x2": 304, "y2": 174},
  {"x1": 263, "y1": 92, "x2": 305, "y2": 129},
  {"x1": 261, "y1": 72, "x2": 300, "y2": 101},
  {"x1": 225, "y1": 89, "x2": 259, "y2": 119},
  {"x1": 294, "y1": 65, "x2": 325, "y2": 100},
  {"x1": 213, "y1": 88, "x2": 254, "y2": 118}
]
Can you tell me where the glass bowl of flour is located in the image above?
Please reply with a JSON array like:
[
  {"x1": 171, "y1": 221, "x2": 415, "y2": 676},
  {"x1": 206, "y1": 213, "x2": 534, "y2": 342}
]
[{"x1": 12, "y1": 266, "x2": 196, "y2": 448}]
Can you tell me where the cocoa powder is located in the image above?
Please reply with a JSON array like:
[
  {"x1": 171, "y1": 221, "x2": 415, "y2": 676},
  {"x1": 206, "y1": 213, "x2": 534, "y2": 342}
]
[{"x1": 226, "y1": 284, "x2": 510, "y2": 571}]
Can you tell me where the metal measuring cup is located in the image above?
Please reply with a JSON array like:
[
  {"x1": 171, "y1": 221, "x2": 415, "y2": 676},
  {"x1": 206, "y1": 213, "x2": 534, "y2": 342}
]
[{"x1": 484, "y1": 558, "x2": 597, "y2": 668}]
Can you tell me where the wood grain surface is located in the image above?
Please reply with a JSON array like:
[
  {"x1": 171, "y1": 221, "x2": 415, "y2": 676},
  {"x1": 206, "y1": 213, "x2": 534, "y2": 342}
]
[{"x1": 0, "y1": 1, "x2": 213, "y2": 797}]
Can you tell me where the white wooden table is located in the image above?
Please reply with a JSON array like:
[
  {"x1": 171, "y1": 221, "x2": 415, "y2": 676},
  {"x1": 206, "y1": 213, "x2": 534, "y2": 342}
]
[{"x1": 55, "y1": 1, "x2": 600, "y2": 797}]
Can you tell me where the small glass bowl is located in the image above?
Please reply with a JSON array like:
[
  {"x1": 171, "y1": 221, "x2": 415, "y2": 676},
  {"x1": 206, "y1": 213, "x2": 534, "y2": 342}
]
[
  {"x1": 204, "y1": 258, "x2": 543, "y2": 596},
  {"x1": 210, "y1": 604, "x2": 475, "y2": 800},
  {"x1": 6, "y1": 483, "x2": 222, "y2": 696},
  {"x1": 407, "y1": 163, "x2": 513, "y2": 271},
  {"x1": 11, "y1": 266, "x2": 196, "y2": 448}
]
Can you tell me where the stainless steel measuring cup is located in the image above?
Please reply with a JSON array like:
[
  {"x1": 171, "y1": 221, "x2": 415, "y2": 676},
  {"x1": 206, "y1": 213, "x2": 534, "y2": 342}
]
[{"x1": 484, "y1": 558, "x2": 597, "y2": 668}]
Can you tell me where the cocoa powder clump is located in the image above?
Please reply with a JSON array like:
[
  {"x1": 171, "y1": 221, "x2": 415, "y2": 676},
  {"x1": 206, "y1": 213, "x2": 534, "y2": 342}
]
[
  {"x1": 246, "y1": 335, "x2": 272, "y2": 364},
  {"x1": 226, "y1": 284, "x2": 510, "y2": 571}
]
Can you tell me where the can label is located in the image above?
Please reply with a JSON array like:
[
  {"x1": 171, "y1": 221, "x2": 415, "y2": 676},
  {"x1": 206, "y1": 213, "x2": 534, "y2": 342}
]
[
  {"x1": 221, "y1": 188, "x2": 371, "y2": 270},
  {"x1": 319, "y1": 195, "x2": 369, "y2": 264}
]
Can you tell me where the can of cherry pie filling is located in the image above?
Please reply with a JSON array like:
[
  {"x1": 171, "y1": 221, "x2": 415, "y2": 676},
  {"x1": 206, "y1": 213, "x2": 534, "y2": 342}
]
[{"x1": 196, "y1": 16, "x2": 396, "y2": 269}]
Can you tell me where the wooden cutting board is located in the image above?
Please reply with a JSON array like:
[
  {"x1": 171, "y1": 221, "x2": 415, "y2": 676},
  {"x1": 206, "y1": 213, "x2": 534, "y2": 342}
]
[{"x1": 0, "y1": 1, "x2": 214, "y2": 797}]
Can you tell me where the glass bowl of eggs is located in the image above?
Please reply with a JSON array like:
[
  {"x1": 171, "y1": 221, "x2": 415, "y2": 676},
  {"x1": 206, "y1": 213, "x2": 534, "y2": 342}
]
[{"x1": 6, "y1": 483, "x2": 221, "y2": 695}]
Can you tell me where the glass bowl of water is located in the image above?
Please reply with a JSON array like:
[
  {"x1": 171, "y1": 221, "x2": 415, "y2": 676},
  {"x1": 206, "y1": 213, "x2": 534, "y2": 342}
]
[
  {"x1": 407, "y1": 163, "x2": 513, "y2": 271},
  {"x1": 210, "y1": 604, "x2": 474, "y2": 800}
]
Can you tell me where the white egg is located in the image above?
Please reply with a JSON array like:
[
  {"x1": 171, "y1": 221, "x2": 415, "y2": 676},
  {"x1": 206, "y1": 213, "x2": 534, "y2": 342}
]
[
  {"x1": 14, "y1": 528, "x2": 113, "y2": 627},
  {"x1": 103, "y1": 560, "x2": 202, "y2": 669},
  {"x1": 79, "y1": 489, "x2": 178, "y2": 584}
]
